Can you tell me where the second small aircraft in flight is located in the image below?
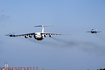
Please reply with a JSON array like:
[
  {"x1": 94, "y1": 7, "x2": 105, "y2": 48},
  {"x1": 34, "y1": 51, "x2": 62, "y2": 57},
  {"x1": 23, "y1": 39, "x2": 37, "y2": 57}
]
[
  {"x1": 6, "y1": 25, "x2": 69, "y2": 41},
  {"x1": 86, "y1": 29, "x2": 101, "y2": 34}
]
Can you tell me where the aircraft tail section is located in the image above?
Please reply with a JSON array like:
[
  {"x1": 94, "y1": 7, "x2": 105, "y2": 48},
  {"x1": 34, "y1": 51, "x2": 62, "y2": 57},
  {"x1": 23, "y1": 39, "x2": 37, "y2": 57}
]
[
  {"x1": 34, "y1": 25, "x2": 53, "y2": 27},
  {"x1": 34, "y1": 25, "x2": 53, "y2": 33}
]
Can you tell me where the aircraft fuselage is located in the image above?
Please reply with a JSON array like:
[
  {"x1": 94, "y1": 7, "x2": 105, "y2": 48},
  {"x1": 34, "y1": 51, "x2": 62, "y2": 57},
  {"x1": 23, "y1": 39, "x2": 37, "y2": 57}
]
[
  {"x1": 91, "y1": 31, "x2": 97, "y2": 33},
  {"x1": 34, "y1": 33, "x2": 44, "y2": 41}
]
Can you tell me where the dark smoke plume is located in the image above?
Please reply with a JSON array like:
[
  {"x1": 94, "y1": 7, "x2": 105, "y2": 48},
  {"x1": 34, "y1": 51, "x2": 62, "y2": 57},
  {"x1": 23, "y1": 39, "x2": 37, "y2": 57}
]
[
  {"x1": 52, "y1": 37, "x2": 105, "y2": 56},
  {"x1": 27, "y1": 37, "x2": 105, "y2": 56},
  {"x1": 27, "y1": 38, "x2": 65, "y2": 47},
  {"x1": 95, "y1": 34, "x2": 105, "y2": 42}
]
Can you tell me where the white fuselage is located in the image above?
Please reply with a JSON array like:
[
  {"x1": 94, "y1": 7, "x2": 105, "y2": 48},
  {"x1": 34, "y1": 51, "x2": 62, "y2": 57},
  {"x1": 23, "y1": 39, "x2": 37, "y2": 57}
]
[
  {"x1": 34, "y1": 32, "x2": 44, "y2": 40},
  {"x1": 91, "y1": 30, "x2": 97, "y2": 33}
]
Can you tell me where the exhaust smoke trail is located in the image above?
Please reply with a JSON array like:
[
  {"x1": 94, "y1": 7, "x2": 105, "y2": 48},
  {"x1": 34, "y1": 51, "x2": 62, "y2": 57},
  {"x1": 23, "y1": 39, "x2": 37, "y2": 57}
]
[
  {"x1": 52, "y1": 37, "x2": 78, "y2": 47},
  {"x1": 27, "y1": 38, "x2": 63, "y2": 47},
  {"x1": 95, "y1": 34, "x2": 105, "y2": 42},
  {"x1": 52, "y1": 37, "x2": 105, "y2": 56},
  {"x1": 27, "y1": 37, "x2": 105, "y2": 55}
]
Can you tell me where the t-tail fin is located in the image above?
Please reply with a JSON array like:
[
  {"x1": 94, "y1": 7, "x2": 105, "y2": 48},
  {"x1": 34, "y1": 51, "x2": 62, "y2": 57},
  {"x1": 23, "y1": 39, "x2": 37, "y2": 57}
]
[{"x1": 34, "y1": 25, "x2": 53, "y2": 33}]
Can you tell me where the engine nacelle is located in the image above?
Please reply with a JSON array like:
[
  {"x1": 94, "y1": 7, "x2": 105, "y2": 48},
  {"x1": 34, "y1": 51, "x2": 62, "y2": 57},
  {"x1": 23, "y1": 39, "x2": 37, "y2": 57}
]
[
  {"x1": 25, "y1": 35, "x2": 28, "y2": 38},
  {"x1": 44, "y1": 34, "x2": 47, "y2": 37},
  {"x1": 49, "y1": 34, "x2": 52, "y2": 37},
  {"x1": 29, "y1": 35, "x2": 32, "y2": 38}
]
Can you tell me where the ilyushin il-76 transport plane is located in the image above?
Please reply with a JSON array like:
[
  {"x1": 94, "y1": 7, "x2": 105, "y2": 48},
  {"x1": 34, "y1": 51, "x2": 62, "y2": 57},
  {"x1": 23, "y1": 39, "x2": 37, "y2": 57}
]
[
  {"x1": 6, "y1": 25, "x2": 69, "y2": 41},
  {"x1": 86, "y1": 29, "x2": 101, "y2": 34}
]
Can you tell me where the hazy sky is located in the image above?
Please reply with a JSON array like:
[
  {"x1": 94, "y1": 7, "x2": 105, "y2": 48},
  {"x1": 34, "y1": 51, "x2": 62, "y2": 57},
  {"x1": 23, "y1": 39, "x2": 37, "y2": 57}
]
[{"x1": 0, "y1": 0, "x2": 105, "y2": 69}]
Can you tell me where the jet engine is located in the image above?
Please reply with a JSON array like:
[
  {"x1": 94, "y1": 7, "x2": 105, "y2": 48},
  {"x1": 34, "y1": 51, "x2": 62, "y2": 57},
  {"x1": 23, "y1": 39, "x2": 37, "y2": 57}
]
[
  {"x1": 34, "y1": 35, "x2": 36, "y2": 39},
  {"x1": 25, "y1": 35, "x2": 28, "y2": 38},
  {"x1": 29, "y1": 35, "x2": 32, "y2": 38},
  {"x1": 49, "y1": 34, "x2": 52, "y2": 37},
  {"x1": 44, "y1": 34, "x2": 47, "y2": 37}
]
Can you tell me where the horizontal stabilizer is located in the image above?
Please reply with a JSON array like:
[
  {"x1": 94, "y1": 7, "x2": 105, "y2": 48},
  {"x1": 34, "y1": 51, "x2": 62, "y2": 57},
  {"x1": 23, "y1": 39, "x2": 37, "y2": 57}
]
[
  {"x1": 34, "y1": 25, "x2": 53, "y2": 27},
  {"x1": 34, "y1": 25, "x2": 53, "y2": 33}
]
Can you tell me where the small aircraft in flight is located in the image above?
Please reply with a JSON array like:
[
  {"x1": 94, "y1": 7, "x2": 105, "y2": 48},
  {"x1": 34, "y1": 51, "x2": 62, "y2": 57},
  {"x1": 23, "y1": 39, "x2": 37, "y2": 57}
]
[
  {"x1": 6, "y1": 25, "x2": 69, "y2": 41},
  {"x1": 86, "y1": 29, "x2": 101, "y2": 34}
]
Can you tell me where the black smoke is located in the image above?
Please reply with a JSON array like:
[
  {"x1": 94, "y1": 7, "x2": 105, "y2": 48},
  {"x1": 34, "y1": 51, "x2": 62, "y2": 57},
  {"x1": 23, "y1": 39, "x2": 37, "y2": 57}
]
[
  {"x1": 95, "y1": 34, "x2": 105, "y2": 42},
  {"x1": 52, "y1": 37, "x2": 105, "y2": 56},
  {"x1": 27, "y1": 37, "x2": 105, "y2": 56}
]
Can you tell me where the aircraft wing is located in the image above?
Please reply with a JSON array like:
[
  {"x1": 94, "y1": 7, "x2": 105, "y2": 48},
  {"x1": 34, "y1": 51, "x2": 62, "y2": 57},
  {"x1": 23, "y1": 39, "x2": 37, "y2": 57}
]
[
  {"x1": 6, "y1": 33, "x2": 35, "y2": 37},
  {"x1": 15, "y1": 33, "x2": 35, "y2": 36},
  {"x1": 41, "y1": 33, "x2": 69, "y2": 35},
  {"x1": 86, "y1": 31, "x2": 91, "y2": 33},
  {"x1": 97, "y1": 31, "x2": 101, "y2": 33}
]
